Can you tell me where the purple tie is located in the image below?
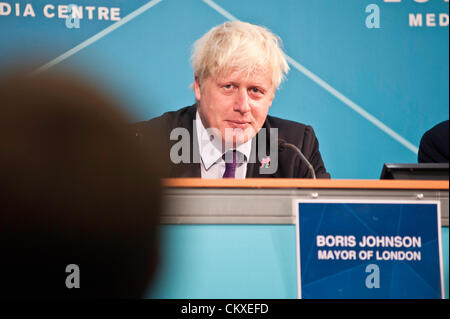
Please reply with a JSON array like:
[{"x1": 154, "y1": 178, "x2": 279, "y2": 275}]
[{"x1": 223, "y1": 150, "x2": 237, "y2": 178}]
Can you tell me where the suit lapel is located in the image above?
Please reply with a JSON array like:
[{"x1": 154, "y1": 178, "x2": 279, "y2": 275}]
[
  {"x1": 245, "y1": 152, "x2": 261, "y2": 178},
  {"x1": 246, "y1": 118, "x2": 277, "y2": 178}
]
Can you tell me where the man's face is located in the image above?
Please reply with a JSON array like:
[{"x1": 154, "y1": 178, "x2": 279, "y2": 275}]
[{"x1": 195, "y1": 69, "x2": 275, "y2": 146}]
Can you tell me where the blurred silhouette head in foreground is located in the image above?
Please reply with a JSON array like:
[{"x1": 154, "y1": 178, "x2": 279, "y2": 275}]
[{"x1": 0, "y1": 69, "x2": 163, "y2": 298}]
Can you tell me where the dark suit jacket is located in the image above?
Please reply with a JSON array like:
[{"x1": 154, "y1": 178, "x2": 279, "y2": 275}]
[
  {"x1": 135, "y1": 104, "x2": 330, "y2": 178},
  {"x1": 418, "y1": 120, "x2": 449, "y2": 163}
]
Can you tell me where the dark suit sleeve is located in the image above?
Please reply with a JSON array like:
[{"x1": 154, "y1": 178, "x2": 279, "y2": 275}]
[
  {"x1": 269, "y1": 116, "x2": 330, "y2": 179},
  {"x1": 300, "y1": 125, "x2": 330, "y2": 178}
]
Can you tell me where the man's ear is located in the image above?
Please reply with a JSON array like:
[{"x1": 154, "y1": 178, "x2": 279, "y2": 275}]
[
  {"x1": 268, "y1": 87, "x2": 276, "y2": 109},
  {"x1": 194, "y1": 77, "x2": 201, "y2": 101}
]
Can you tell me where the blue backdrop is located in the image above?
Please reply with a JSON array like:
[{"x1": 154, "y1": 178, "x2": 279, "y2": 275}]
[{"x1": 1, "y1": 0, "x2": 448, "y2": 178}]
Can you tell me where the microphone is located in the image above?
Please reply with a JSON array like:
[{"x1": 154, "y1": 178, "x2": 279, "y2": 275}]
[{"x1": 278, "y1": 138, "x2": 316, "y2": 179}]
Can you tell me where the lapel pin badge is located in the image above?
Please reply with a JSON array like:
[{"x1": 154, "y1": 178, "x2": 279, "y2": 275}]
[{"x1": 261, "y1": 157, "x2": 271, "y2": 168}]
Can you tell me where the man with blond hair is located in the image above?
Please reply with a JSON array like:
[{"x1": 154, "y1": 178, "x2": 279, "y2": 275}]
[{"x1": 136, "y1": 21, "x2": 330, "y2": 179}]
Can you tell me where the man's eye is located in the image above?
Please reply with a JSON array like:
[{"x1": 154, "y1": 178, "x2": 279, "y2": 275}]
[
  {"x1": 250, "y1": 87, "x2": 262, "y2": 94},
  {"x1": 223, "y1": 84, "x2": 233, "y2": 90}
]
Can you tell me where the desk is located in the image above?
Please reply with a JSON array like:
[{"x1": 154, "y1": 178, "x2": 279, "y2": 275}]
[{"x1": 147, "y1": 179, "x2": 449, "y2": 298}]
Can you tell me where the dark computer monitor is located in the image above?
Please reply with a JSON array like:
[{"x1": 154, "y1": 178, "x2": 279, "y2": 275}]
[{"x1": 380, "y1": 163, "x2": 449, "y2": 180}]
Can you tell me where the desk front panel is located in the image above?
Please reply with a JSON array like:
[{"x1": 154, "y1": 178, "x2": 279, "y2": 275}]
[{"x1": 147, "y1": 186, "x2": 449, "y2": 298}]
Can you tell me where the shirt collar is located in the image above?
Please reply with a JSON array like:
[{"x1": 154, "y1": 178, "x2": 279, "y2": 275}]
[{"x1": 195, "y1": 111, "x2": 252, "y2": 170}]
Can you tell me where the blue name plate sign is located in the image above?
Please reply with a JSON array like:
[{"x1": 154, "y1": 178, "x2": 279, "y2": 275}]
[{"x1": 294, "y1": 200, "x2": 444, "y2": 299}]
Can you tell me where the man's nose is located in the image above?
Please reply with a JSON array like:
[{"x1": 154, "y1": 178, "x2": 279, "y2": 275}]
[{"x1": 234, "y1": 89, "x2": 250, "y2": 113}]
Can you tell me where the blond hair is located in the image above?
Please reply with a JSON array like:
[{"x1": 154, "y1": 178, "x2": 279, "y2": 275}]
[{"x1": 191, "y1": 21, "x2": 290, "y2": 89}]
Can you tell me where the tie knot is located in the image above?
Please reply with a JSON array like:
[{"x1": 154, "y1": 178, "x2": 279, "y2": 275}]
[{"x1": 223, "y1": 150, "x2": 237, "y2": 164}]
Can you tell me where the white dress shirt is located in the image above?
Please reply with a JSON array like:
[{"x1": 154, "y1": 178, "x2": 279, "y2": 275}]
[{"x1": 195, "y1": 111, "x2": 252, "y2": 179}]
